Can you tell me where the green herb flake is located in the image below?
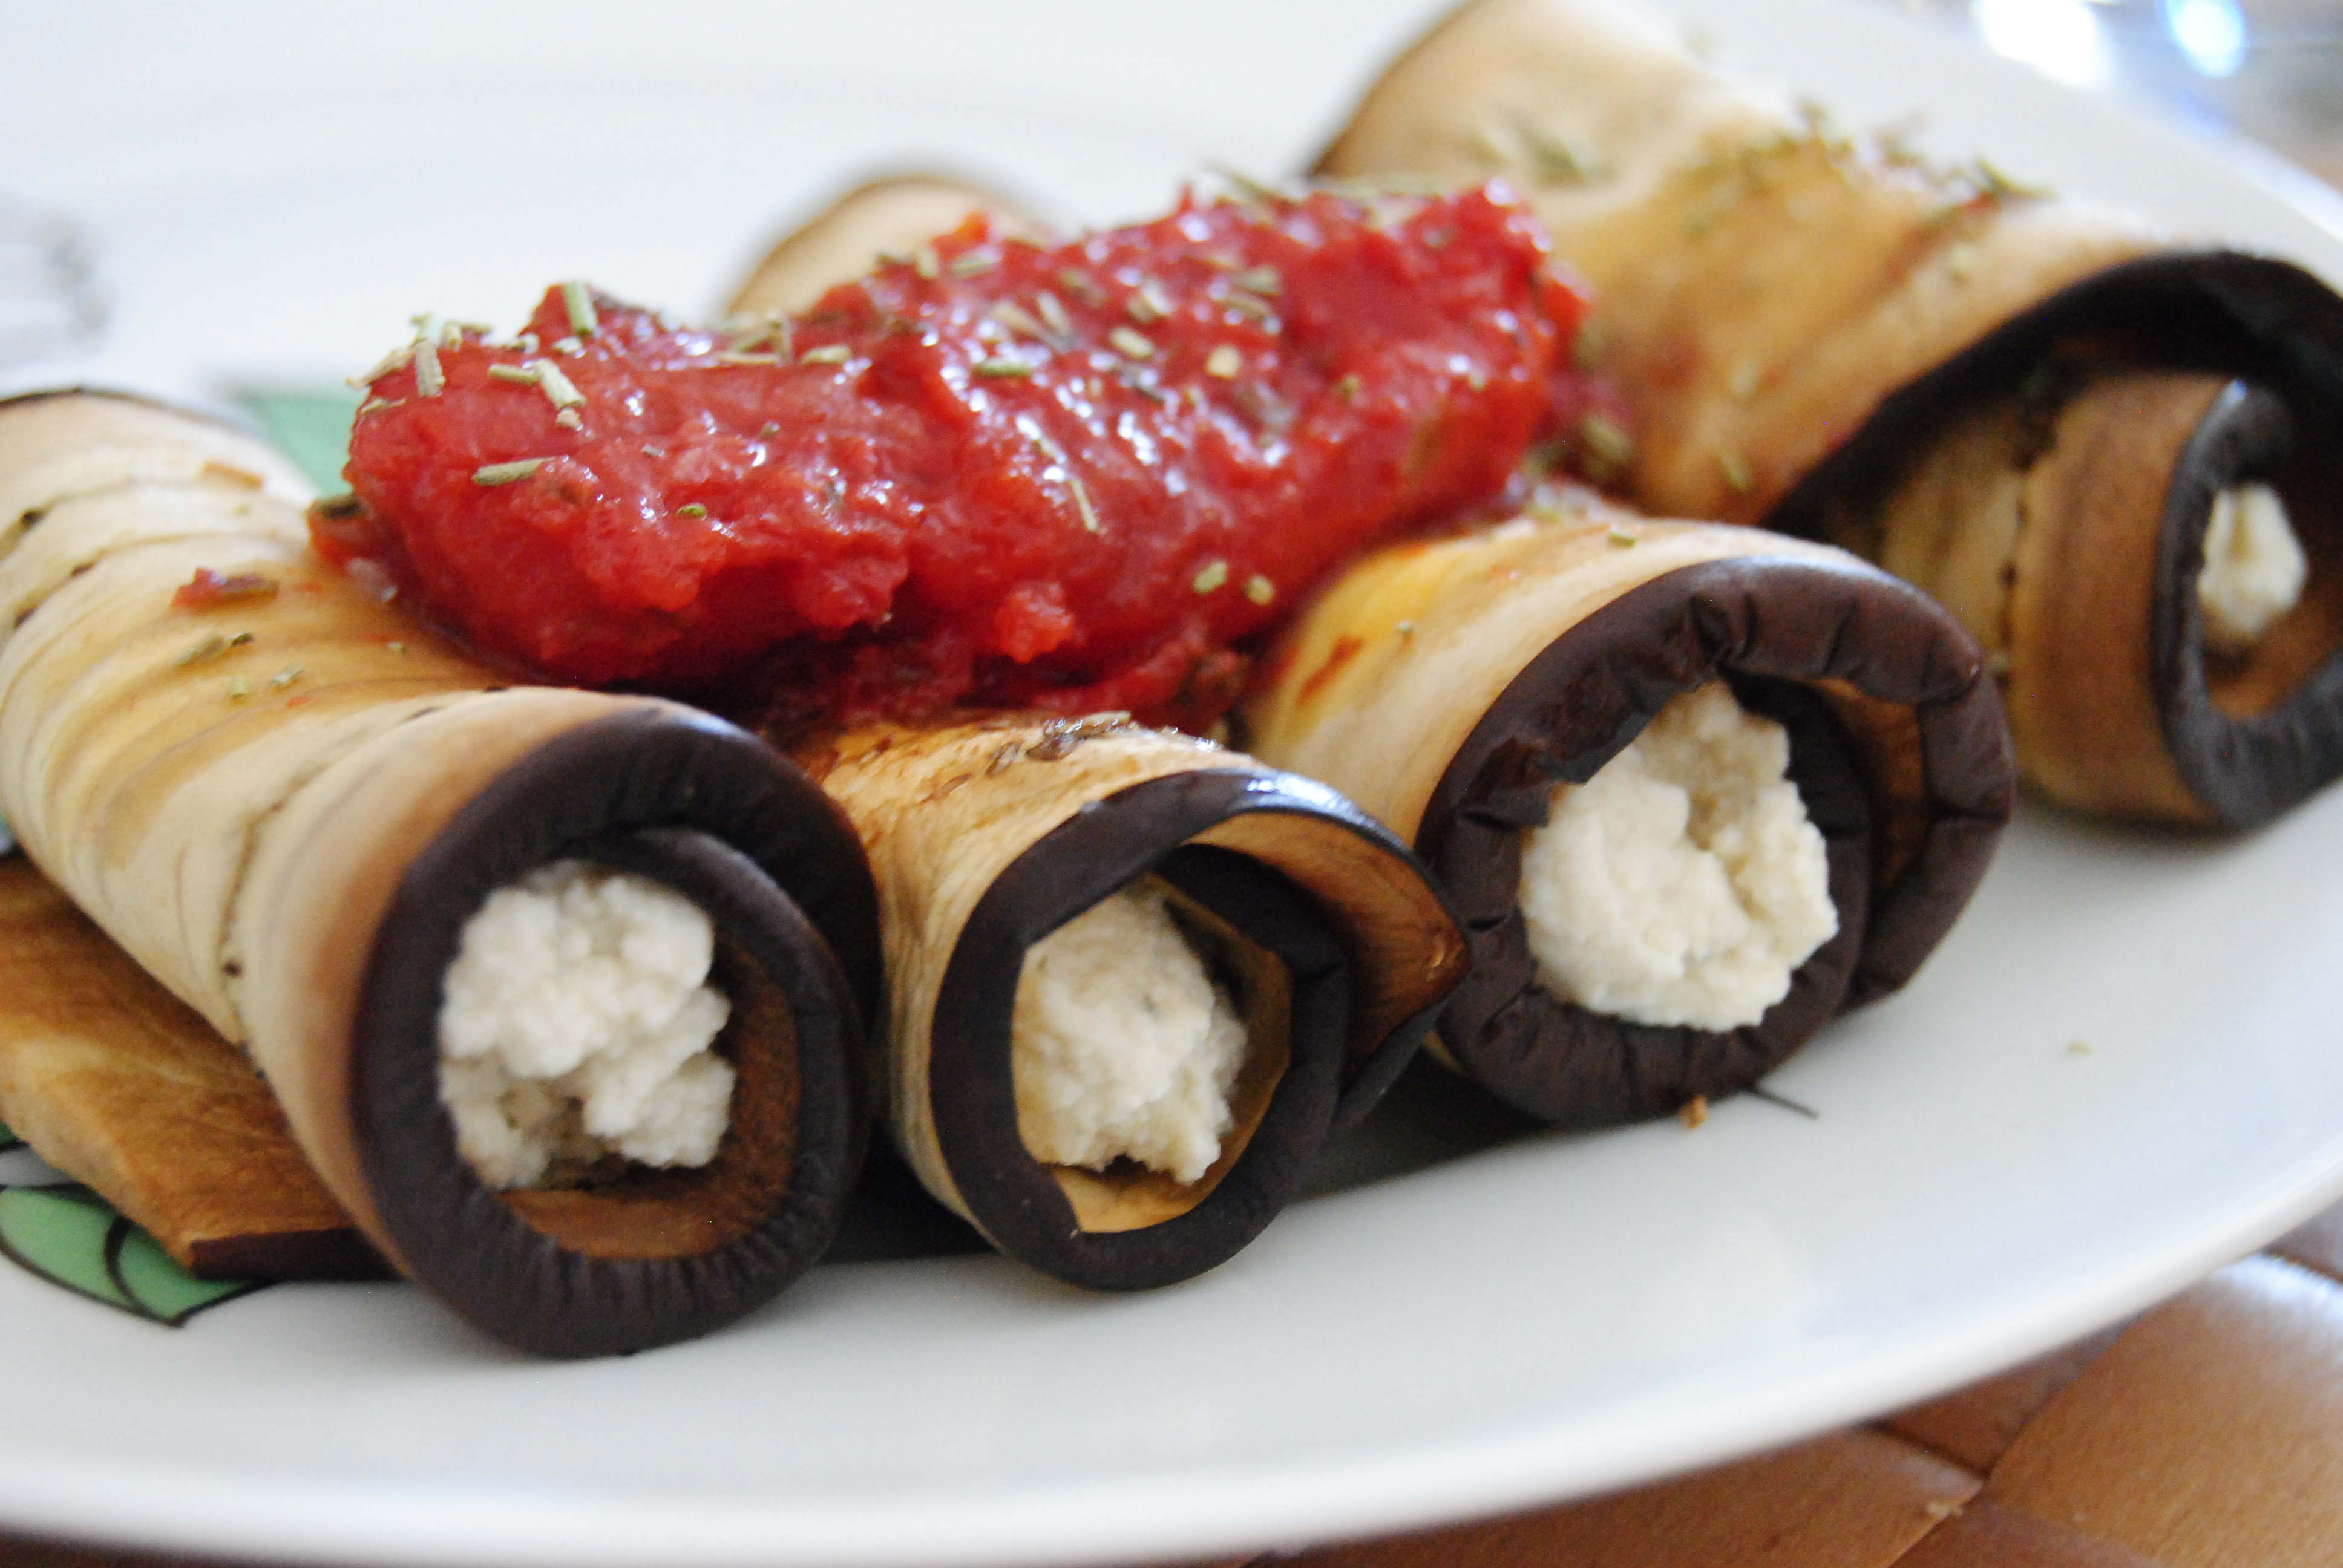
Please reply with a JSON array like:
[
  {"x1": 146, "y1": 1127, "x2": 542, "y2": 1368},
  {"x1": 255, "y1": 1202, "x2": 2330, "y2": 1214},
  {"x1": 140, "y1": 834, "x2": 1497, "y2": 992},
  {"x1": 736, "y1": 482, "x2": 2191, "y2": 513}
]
[
  {"x1": 1067, "y1": 472, "x2": 1101, "y2": 534},
  {"x1": 1579, "y1": 413, "x2": 1634, "y2": 467},
  {"x1": 269, "y1": 666, "x2": 303, "y2": 690},
  {"x1": 1205, "y1": 345, "x2": 1242, "y2": 380},
  {"x1": 226, "y1": 676, "x2": 251, "y2": 702},
  {"x1": 487, "y1": 362, "x2": 543, "y2": 385},
  {"x1": 972, "y1": 358, "x2": 1037, "y2": 379},
  {"x1": 1211, "y1": 163, "x2": 1285, "y2": 206},
  {"x1": 349, "y1": 344, "x2": 415, "y2": 388},
  {"x1": 799, "y1": 344, "x2": 853, "y2": 365},
  {"x1": 535, "y1": 360, "x2": 585, "y2": 410},
  {"x1": 989, "y1": 302, "x2": 1052, "y2": 342},
  {"x1": 1334, "y1": 373, "x2": 1362, "y2": 403},
  {"x1": 1191, "y1": 559, "x2": 1230, "y2": 594},
  {"x1": 1109, "y1": 327, "x2": 1156, "y2": 360},
  {"x1": 1607, "y1": 524, "x2": 1639, "y2": 549},
  {"x1": 1231, "y1": 266, "x2": 1282, "y2": 296},
  {"x1": 561, "y1": 281, "x2": 598, "y2": 337},
  {"x1": 677, "y1": 503, "x2": 710, "y2": 520},
  {"x1": 1717, "y1": 447, "x2": 1755, "y2": 493},
  {"x1": 174, "y1": 630, "x2": 254, "y2": 668},
  {"x1": 1035, "y1": 292, "x2": 1073, "y2": 336},
  {"x1": 1243, "y1": 574, "x2": 1276, "y2": 606},
  {"x1": 472, "y1": 458, "x2": 547, "y2": 486},
  {"x1": 950, "y1": 250, "x2": 997, "y2": 278},
  {"x1": 914, "y1": 244, "x2": 941, "y2": 281},
  {"x1": 1973, "y1": 158, "x2": 2050, "y2": 202},
  {"x1": 1515, "y1": 119, "x2": 1606, "y2": 186}
]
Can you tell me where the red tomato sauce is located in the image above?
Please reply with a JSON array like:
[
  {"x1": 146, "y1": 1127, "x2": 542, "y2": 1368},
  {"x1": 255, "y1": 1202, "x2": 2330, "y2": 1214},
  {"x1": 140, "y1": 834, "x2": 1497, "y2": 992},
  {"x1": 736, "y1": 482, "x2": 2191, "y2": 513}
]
[{"x1": 320, "y1": 185, "x2": 1598, "y2": 730}]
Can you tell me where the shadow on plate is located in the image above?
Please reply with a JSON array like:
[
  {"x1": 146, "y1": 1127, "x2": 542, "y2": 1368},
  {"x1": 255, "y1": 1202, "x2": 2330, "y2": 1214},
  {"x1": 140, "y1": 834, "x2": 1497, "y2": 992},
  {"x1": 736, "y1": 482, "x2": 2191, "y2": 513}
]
[{"x1": 821, "y1": 1057, "x2": 1551, "y2": 1265}]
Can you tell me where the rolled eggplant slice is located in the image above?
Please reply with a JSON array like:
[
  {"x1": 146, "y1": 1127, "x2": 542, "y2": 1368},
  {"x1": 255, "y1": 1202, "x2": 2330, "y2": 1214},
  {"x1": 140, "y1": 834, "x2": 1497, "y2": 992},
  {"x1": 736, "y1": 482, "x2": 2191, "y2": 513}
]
[
  {"x1": 726, "y1": 173, "x2": 1053, "y2": 321},
  {"x1": 1318, "y1": 0, "x2": 2343, "y2": 826},
  {"x1": 0, "y1": 391, "x2": 880, "y2": 1355},
  {"x1": 1316, "y1": 0, "x2": 2171, "y2": 527},
  {"x1": 799, "y1": 715, "x2": 1464, "y2": 1289},
  {"x1": 1791, "y1": 319, "x2": 2343, "y2": 830},
  {"x1": 1240, "y1": 498, "x2": 2013, "y2": 1125}
]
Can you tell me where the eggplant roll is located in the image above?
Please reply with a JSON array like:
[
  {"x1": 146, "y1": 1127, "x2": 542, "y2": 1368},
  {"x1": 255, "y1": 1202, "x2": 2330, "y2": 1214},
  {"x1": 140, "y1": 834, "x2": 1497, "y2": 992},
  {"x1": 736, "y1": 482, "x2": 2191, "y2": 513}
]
[
  {"x1": 1317, "y1": 0, "x2": 2343, "y2": 827},
  {"x1": 727, "y1": 173, "x2": 1054, "y2": 321},
  {"x1": 1240, "y1": 495, "x2": 2013, "y2": 1126},
  {"x1": 798, "y1": 714, "x2": 1464, "y2": 1290},
  {"x1": 0, "y1": 391, "x2": 879, "y2": 1356},
  {"x1": 728, "y1": 174, "x2": 1462, "y2": 1286}
]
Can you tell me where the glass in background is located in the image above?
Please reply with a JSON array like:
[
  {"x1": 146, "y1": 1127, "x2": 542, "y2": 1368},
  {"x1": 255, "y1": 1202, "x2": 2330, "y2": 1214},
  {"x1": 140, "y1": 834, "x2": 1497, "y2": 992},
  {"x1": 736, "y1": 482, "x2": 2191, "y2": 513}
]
[{"x1": 1867, "y1": 0, "x2": 2343, "y2": 190}]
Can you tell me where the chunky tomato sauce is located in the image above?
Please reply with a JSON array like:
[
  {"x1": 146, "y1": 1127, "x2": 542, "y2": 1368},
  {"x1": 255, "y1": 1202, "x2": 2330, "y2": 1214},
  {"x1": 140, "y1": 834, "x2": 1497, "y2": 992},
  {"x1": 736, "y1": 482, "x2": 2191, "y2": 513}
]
[{"x1": 321, "y1": 185, "x2": 1596, "y2": 729}]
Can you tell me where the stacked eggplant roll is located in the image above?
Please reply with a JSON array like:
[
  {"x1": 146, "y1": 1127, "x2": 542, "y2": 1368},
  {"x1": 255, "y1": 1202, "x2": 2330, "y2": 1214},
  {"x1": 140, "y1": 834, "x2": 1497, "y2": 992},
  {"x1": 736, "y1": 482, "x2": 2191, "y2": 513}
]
[
  {"x1": 1319, "y1": 0, "x2": 2343, "y2": 829},
  {"x1": 721, "y1": 180, "x2": 1467, "y2": 1289},
  {"x1": 0, "y1": 392, "x2": 879, "y2": 1356},
  {"x1": 1240, "y1": 492, "x2": 2011, "y2": 1125}
]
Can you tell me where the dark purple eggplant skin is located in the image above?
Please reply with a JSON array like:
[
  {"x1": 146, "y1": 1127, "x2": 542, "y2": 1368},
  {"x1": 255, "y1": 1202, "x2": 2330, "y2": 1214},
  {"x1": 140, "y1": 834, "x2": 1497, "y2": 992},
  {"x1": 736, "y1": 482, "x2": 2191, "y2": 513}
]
[
  {"x1": 1423, "y1": 554, "x2": 2014, "y2": 1128},
  {"x1": 355, "y1": 708, "x2": 877, "y2": 1359},
  {"x1": 928, "y1": 768, "x2": 1454, "y2": 1292}
]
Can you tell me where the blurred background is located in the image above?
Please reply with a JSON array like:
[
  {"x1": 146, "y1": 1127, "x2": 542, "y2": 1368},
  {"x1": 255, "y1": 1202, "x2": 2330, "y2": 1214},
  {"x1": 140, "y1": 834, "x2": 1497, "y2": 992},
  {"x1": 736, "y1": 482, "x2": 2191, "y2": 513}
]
[
  {"x1": 0, "y1": 0, "x2": 2338, "y2": 401},
  {"x1": 1864, "y1": 0, "x2": 2343, "y2": 188}
]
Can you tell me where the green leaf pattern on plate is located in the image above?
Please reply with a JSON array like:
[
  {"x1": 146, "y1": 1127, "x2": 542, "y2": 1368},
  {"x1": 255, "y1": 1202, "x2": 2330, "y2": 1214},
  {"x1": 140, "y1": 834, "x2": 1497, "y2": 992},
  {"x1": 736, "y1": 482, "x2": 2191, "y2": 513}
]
[
  {"x1": 0, "y1": 1121, "x2": 21, "y2": 1153},
  {"x1": 0, "y1": 1183, "x2": 263, "y2": 1325},
  {"x1": 234, "y1": 386, "x2": 361, "y2": 494}
]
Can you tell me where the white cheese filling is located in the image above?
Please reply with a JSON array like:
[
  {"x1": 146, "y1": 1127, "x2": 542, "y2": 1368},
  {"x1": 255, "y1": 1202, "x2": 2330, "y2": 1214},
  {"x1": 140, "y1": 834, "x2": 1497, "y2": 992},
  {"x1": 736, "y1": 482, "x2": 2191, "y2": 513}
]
[
  {"x1": 2199, "y1": 483, "x2": 2305, "y2": 655},
  {"x1": 437, "y1": 860, "x2": 735, "y2": 1190},
  {"x1": 1012, "y1": 881, "x2": 1249, "y2": 1184},
  {"x1": 1518, "y1": 682, "x2": 1837, "y2": 1031}
]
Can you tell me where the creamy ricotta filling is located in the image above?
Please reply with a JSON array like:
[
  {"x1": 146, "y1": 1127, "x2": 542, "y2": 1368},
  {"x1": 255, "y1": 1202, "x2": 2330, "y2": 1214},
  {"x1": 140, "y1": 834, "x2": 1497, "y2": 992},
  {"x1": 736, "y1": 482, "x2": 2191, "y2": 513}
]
[
  {"x1": 1012, "y1": 881, "x2": 1249, "y2": 1184},
  {"x1": 2199, "y1": 483, "x2": 2305, "y2": 655},
  {"x1": 1518, "y1": 682, "x2": 1837, "y2": 1031},
  {"x1": 437, "y1": 860, "x2": 735, "y2": 1190}
]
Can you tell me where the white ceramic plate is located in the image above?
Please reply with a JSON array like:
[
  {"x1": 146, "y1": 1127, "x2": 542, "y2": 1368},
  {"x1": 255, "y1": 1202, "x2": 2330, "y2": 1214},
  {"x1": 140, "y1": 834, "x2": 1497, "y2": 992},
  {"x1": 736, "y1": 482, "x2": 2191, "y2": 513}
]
[{"x1": 5, "y1": 2, "x2": 2343, "y2": 1564}]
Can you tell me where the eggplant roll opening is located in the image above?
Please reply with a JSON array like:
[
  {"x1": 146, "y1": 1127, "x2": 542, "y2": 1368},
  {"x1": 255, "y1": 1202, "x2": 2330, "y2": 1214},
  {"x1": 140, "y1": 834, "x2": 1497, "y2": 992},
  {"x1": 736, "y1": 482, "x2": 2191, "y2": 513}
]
[
  {"x1": 1432, "y1": 555, "x2": 2009, "y2": 1123},
  {"x1": 1778, "y1": 254, "x2": 2343, "y2": 829},
  {"x1": 1432, "y1": 668, "x2": 1873, "y2": 1126},
  {"x1": 934, "y1": 794, "x2": 1350, "y2": 1292},
  {"x1": 1244, "y1": 514, "x2": 2014, "y2": 1128},
  {"x1": 356, "y1": 710, "x2": 875, "y2": 1358}
]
